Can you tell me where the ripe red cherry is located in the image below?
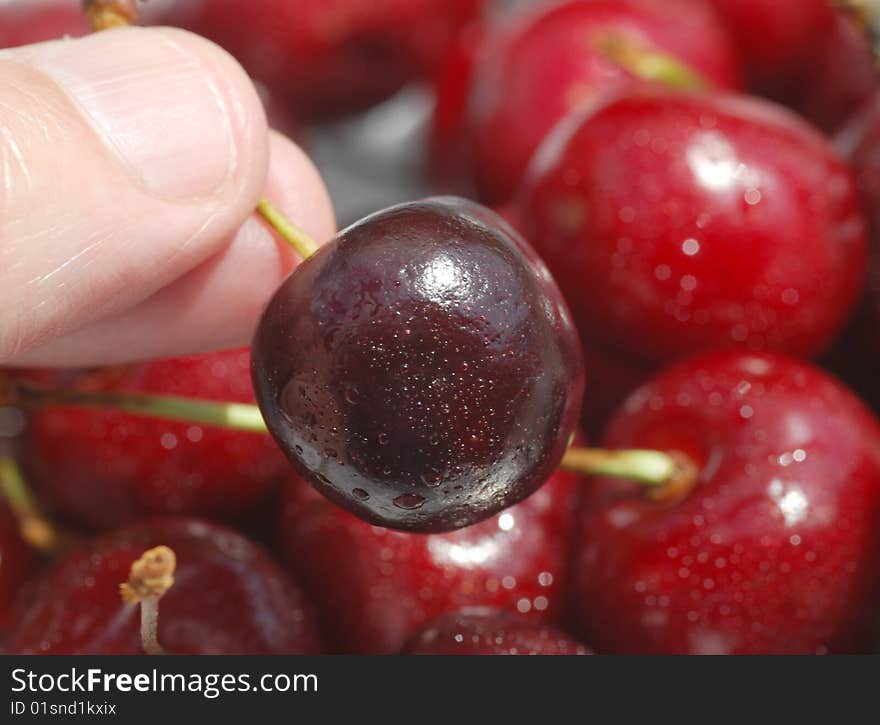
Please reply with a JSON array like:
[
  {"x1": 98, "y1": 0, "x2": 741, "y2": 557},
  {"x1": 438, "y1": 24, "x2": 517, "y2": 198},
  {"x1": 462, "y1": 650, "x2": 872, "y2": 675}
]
[
  {"x1": 252, "y1": 197, "x2": 584, "y2": 533},
  {"x1": 148, "y1": 0, "x2": 484, "y2": 121},
  {"x1": 0, "y1": 503, "x2": 38, "y2": 632},
  {"x1": 25, "y1": 348, "x2": 287, "y2": 529},
  {"x1": 276, "y1": 467, "x2": 580, "y2": 654},
  {"x1": 402, "y1": 608, "x2": 591, "y2": 655},
  {"x1": 0, "y1": 0, "x2": 89, "y2": 48},
  {"x1": 519, "y1": 90, "x2": 866, "y2": 368},
  {"x1": 431, "y1": 0, "x2": 742, "y2": 204},
  {"x1": 706, "y1": 0, "x2": 834, "y2": 98},
  {"x1": 7, "y1": 517, "x2": 320, "y2": 654},
  {"x1": 783, "y1": 11, "x2": 875, "y2": 134},
  {"x1": 571, "y1": 351, "x2": 880, "y2": 654}
]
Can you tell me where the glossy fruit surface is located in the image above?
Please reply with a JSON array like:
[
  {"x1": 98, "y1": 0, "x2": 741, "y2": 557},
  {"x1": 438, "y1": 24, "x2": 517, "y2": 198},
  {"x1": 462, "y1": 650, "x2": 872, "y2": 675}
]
[
  {"x1": 520, "y1": 90, "x2": 866, "y2": 367},
  {"x1": 26, "y1": 349, "x2": 287, "y2": 529},
  {"x1": 276, "y1": 467, "x2": 580, "y2": 653},
  {"x1": 432, "y1": 0, "x2": 741, "y2": 204},
  {"x1": 571, "y1": 351, "x2": 880, "y2": 654},
  {"x1": 253, "y1": 197, "x2": 583, "y2": 532},
  {"x1": 402, "y1": 607, "x2": 590, "y2": 654},
  {"x1": 707, "y1": 0, "x2": 834, "y2": 97},
  {"x1": 149, "y1": 0, "x2": 484, "y2": 121},
  {"x1": 0, "y1": 503, "x2": 38, "y2": 631},
  {"x1": 7, "y1": 517, "x2": 320, "y2": 654}
]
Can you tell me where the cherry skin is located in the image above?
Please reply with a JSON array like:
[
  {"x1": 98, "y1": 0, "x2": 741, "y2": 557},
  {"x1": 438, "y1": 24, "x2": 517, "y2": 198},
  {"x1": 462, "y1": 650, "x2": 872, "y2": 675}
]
[
  {"x1": 519, "y1": 90, "x2": 867, "y2": 369},
  {"x1": 276, "y1": 467, "x2": 580, "y2": 654},
  {"x1": 25, "y1": 348, "x2": 288, "y2": 529},
  {"x1": 6, "y1": 517, "x2": 320, "y2": 654},
  {"x1": 431, "y1": 0, "x2": 742, "y2": 205},
  {"x1": 402, "y1": 608, "x2": 591, "y2": 655},
  {"x1": 0, "y1": 0, "x2": 89, "y2": 48},
  {"x1": 782, "y1": 11, "x2": 875, "y2": 134},
  {"x1": 148, "y1": 0, "x2": 484, "y2": 122},
  {"x1": 490, "y1": 204, "x2": 648, "y2": 438},
  {"x1": 252, "y1": 197, "x2": 584, "y2": 533},
  {"x1": 706, "y1": 0, "x2": 834, "y2": 99},
  {"x1": 0, "y1": 503, "x2": 38, "y2": 634},
  {"x1": 570, "y1": 351, "x2": 880, "y2": 654},
  {"x1": 824, "y1": 96, "x2": 880, "y2": 413}
]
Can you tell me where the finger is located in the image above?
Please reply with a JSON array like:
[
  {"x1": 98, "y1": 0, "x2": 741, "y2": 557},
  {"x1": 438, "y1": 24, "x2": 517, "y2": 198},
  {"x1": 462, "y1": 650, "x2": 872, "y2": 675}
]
[
  {"x1": 0, "y1": 26, "x2": 269, "y2": 363},
  {"x1": 11, "y1": 131, "x2": 336, "y2": 366}
]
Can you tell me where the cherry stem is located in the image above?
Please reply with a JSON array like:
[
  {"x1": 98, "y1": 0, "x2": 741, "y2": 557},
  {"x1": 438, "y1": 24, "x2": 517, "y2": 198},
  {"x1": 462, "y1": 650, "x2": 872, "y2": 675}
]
[
  {"x1": 593, "y1": 33, "x2": 708, "y2": 90},
  {"x1": 8, "y1": 378, "x2": 688, "y2": 488},
  {"x1": 559, "y1": 447, "x2": 678, "y2": 486},
  {"x1": 83, "y1": 0, "x2": 138, "y2": 31},
  {"x1": 139, "y1": 597, "x2": 164, "y2": 655},
  {"x1": 257, "y1": 198, "x2": 320, "y2": 261},
  {"x1": 14, "y1": 380, "x2": 268, "y2": 434},
  {"x1": 0, "y1": 456, "x2": 59, "y2": 553},
  {"x1": 120, "y1": 545, "x2": 176, "y2": 655}
]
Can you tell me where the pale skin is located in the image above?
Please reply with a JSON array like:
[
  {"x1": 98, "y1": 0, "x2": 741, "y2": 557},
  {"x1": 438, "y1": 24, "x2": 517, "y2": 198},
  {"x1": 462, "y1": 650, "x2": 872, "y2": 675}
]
[{"x1": 0, "y1": 26, "x2": 336, "y2": 368}]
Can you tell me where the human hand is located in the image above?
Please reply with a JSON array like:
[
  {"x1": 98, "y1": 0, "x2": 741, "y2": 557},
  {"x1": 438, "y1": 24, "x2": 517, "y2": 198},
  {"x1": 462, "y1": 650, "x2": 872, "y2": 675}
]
[{"x1": 0, "y1": 26, "x2": 335, "y2": 367}]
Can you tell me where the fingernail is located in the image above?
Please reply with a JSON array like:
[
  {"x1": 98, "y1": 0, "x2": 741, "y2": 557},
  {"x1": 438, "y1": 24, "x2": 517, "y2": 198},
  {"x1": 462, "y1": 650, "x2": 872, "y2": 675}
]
[{"x1": 31, "y1": 28, "x2": 238, "y2": 199}]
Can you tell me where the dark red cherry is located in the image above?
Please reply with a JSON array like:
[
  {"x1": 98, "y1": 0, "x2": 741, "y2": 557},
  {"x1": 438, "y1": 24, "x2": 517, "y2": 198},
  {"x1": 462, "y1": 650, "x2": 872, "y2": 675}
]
[
  {"x1": 25, "y1": 348, "x2": 287, "y2": 529},
  {"x1": 519, "y1": 90, "x2": 866, "y2": 368},
  {"x1": 431, "y1": 0, "x2": 742, "y2": 204},
  {"x1": 276, "y1": 467, "x2": 580, "y2": 654},
  {"x1": 148, "y1": 0, "x2": 484, "y2": 121},
  {"x1": 783, "y1": 11, "x2": 875, "y2": 134},
  {"x1": 7, "y1": 517, "x2": 320, "y2": 654},
  {"x1": 402, "y1": 608, "x2": 591, "y2": 655},
  {"x1": 253, "y1": 197, "x2": 584, "y2": 533},
  {"x1": 0, "y1": 503, "x2": 38, "y2": 633},
  {"x1": 706, "y1": 0, "x2": 834, "y2": 98},
  {"x1": 570, "y1": 351, "x2": 880, "y2": 654}
]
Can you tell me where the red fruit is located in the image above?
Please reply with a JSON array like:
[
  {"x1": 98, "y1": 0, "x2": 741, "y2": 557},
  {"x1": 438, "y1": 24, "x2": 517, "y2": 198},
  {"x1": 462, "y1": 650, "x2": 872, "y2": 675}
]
[
  {"x1": 276, "y1": 467, "x2": 580, "y2": 654},
  {"x1": 0, "y1": 503, "x2": 38, "y2": 631},
  {"x1": 7, "y1": 517, "x2": 320, "y2": 654},
  {"x1": 149, "y1": 0, "x2": 485, "y2": 121},
  {"x1": 782, "y1": 12, "x2": 875, "y2": 134},
  {"x1": 519, "y1": 90, "x2": 866, "y2": 368},
  {"x1": 571, "y1": 351, "x2": 880, "y2": 654},
  {"x1": 0, "y1": 0, "x2": 89, "y2": 48},
  {"x1": 707, "y1": 0, "x2": 835, "y2": 97},
  {"x1": 25, "y1": 348, "x2": 287, "y2": 529},
  {"x1": 402, "y1": 608, "x2": 591, "y2": 655},
  {"x1": 431, "y1": 0, "x2": 741, "y2": 204}
]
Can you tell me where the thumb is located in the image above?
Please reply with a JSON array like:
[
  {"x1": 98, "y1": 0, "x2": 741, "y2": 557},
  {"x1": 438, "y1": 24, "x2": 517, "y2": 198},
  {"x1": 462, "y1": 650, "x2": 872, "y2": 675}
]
[{"x1": 0, "y1": 26, "x2": 331, "y2": 366}]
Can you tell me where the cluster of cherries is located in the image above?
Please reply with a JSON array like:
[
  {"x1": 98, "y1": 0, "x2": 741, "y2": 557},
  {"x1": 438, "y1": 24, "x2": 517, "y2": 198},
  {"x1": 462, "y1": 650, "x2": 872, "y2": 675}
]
[{"x1": 3, "y1": 0, "x2": 880, "y2": 655}]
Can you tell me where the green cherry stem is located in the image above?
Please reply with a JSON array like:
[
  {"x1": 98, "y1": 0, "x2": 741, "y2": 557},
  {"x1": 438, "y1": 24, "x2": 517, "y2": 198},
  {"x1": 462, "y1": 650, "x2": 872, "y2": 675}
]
[
  {"x1": 593, "y1": 32, "x2": 708, "y2": 90},
  {"x1": 14, "y1": 381, "x2": 268, "y2": 434},
  {"x1": 257, "y1": 198, "x2": 320, "y2": 261},
  {"x1": 0, "y1": 456, "x2": 59, "y2": 553}
]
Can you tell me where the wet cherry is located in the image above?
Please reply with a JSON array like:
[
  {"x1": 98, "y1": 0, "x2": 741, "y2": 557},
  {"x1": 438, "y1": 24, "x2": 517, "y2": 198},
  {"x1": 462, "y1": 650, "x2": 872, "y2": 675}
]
[
  {"x1": 519, "y1": 90, "x2": 866, "y2": 368},
  {"x1": 431, "y1": 0, "x2": 742, "y2": 204},
  {"x1": 253, "y1": 197, "x2": 583, "y2": 533},
  {"x1": 570, "y1": 351, "x2": 880, "y2": 654},
  {"x1": 148, "y1": 0, "x2": 484, "y2": 121},
  {"x1": 706, "y1": 0, "x2": 834, "y2": 99},
  {"x1": 402, "y1": 607, "x2": 590, "y2": 655},
  {"x1": 276, "y1": 467, "x2": 580, "y2": 653},
  {"x1": 25, "y1": 348, "x2": 287, "y2": 529},
  {"x1": 0, "y1": 502, "x2": 38, "y2": 633},
  {"x1": 7, "y1": 517, "x2": 320, "y2": 654}
]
